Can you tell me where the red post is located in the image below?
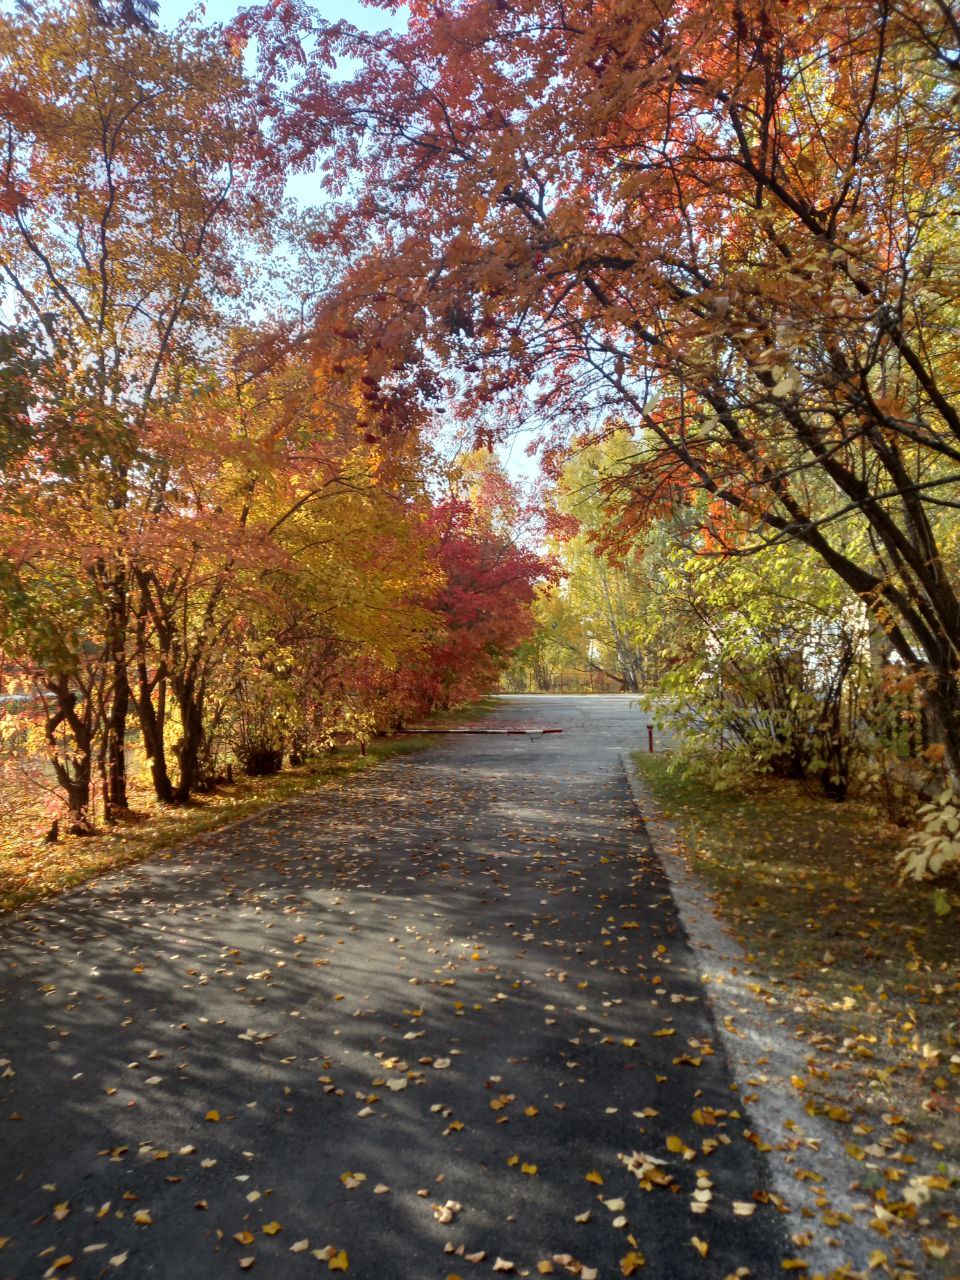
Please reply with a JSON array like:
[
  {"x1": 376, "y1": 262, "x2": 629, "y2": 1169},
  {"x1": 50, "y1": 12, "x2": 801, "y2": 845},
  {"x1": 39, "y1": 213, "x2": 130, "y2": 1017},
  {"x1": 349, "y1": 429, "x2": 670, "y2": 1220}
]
[{"x1": 647, "y1": 724, "x2": 654, "y2": 752}]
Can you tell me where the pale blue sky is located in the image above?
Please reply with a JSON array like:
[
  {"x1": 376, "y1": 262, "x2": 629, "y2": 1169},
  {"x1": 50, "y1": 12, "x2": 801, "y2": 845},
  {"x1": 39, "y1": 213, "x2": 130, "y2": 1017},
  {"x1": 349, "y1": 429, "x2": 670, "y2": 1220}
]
[
  {"x1": 158, "y1": 0, "x2": 389, "y2": 33},
  {"x1": 157, "y1": 0, "x2": 404, "y2": 211}
]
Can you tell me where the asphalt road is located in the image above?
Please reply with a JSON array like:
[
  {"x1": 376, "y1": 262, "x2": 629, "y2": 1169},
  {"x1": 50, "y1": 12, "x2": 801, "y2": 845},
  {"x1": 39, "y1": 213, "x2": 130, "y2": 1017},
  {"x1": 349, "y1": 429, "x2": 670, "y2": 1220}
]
[{"x1": 0, "y1": 696, "x2": 785, "y2": 1279}]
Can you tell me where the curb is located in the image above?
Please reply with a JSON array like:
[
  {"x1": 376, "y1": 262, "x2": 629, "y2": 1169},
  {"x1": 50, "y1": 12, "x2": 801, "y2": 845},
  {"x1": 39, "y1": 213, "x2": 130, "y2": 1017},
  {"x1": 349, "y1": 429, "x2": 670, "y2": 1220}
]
[{"x1": 620, "y1": 749, "x2": 884, "y2": 1278}]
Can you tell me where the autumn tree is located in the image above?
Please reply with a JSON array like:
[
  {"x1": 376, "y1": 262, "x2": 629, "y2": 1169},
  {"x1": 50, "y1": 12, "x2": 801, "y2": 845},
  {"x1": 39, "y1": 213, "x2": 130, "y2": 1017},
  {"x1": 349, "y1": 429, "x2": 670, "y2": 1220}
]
[
  {"x1": 545, "y1": 437, "x2": 651, "y2": 692},
  {"x1": 0, "y1": 0, "x2": 270, "y2": 816},
  {"x1": 239, "y1": 0, "x2": 960, "y2": 773},
  {"x1": 409, "y1": 450, "x2": 544, "y2": 707}
]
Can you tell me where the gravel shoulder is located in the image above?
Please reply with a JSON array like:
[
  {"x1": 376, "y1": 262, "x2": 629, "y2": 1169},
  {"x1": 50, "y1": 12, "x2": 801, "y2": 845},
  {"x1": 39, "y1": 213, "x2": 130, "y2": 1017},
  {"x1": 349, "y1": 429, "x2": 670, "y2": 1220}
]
[{"x1": 622, "y1": 749, "x2": 954, "y2": 1280}]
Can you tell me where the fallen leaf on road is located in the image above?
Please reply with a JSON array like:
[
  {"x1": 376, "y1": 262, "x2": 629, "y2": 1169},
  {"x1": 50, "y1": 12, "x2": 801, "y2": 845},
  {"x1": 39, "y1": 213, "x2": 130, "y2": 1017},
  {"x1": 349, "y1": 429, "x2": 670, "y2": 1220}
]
[{"x1": 433, "y1": 1200, "x2": 461, "y2": 1223}]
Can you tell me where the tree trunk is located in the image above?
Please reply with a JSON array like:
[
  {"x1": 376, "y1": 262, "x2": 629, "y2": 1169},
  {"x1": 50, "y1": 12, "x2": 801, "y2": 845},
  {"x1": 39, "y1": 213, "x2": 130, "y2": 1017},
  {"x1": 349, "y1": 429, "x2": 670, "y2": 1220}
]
[
  {"x1": 172, "y1": 677, "x2": 205, "y2": 803},
  {"x1": 135, "y1": 669, "x2": 174, "y2": 803},
  {"x1": 105, "y1": 646, "x2": 129, "y2": 816},
  {"x1": 131, "y1": 575, "x2": 175, "y2": 802},
  {"x1": 45, "y1": 675, "x2": 94, "y2": 828},
  {"x1": 99, "y1": 533, "x2": 130, "y2": 817},
  {"x1": 925, "y1": 662, "x2": 960, "y2": 783}
]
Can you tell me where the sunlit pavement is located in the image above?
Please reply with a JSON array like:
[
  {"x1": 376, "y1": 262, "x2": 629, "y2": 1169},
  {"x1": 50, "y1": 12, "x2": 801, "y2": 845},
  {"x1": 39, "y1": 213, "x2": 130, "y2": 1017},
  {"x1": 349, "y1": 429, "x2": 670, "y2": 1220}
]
[{"x1": 0, "y1": 696, "x2": 784, "y2": 1278}]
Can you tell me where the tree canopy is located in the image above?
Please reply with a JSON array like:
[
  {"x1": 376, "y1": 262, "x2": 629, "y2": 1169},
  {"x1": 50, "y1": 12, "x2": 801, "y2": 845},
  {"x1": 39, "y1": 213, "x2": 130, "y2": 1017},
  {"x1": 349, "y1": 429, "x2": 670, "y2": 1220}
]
[{"x1": 234, "y1": 0, "x2": 960, "y2": 774}]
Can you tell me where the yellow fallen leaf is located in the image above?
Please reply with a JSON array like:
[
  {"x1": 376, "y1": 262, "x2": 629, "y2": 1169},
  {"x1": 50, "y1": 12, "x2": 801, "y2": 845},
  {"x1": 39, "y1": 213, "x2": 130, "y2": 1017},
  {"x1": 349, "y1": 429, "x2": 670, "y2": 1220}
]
[
  {"x1": 691, "y1": 1237, "x2": 708, "y2": 1258},
  {"x1": 239, "y1": 1258, "x2": 255, "y2": 1270},
  {"x1": 51, "y1": 1258, "x2": 73, "y2": 1273},
  {"x1": 134, "y1": 1210, "x2": 153, "y2": 1226},
  {"x1": 262, "y1": 1223, "x2": 281, "y2": 1236},
  {"x1": 524, "y1": 1106, "x2": 539, "y2": 1117},
  {"x1": 921, "y1": 1240, "x2": 949, "y2": 1260},
  {"x1": 521, "y1": 1163, "x2": 538, "y2": 1176},
  {"x1": 234, "y1": 1232, "x2": 255, "y2": 1245},
  {"x1": 585, "y1": 1171, "x2": 604, "y2": 1185},
  {"x1": 328, "y1": 1250, "x2": 349, "y2": 1272},
  {"x1": 781, "y1": 1262, "x2": 808, "y2": 1272},
  {"x1": 653, "y1": 1029, "x2": 675, "y2": 1037},
  {"x1": 290, "y1": 1240, "x2": 310, "y2": 1253},
  {"x1": 205, "y1": 1109, "x2": 221, "y2": 1122},
  {"x1": 620, "y1": 1251, "x2": 645, "y2": 1275},
  {"x1": 666, "y1": 1136, "x2": 684, "y2": 1153},
  {"x1": 732, "y1": 1202, "x2": 756, "y2": 1216}
]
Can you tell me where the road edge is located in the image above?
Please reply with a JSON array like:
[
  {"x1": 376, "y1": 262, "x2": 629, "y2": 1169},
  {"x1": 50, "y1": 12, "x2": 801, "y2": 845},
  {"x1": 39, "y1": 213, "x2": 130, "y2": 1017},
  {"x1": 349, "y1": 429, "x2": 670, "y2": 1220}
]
[{"x1": 620, "y1": 749, "x2": 885, "y2": 1279}]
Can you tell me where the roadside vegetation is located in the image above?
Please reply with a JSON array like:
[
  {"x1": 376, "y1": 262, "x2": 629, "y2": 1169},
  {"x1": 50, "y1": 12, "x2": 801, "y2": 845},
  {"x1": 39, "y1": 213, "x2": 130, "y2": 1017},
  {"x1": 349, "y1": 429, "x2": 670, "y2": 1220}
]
[
  {"x1": 0, "y1": 699, "x2": 495, "y2": 913},
  {"x1": 635, "y1": 751, "x2": 959, "y2": 1266}
]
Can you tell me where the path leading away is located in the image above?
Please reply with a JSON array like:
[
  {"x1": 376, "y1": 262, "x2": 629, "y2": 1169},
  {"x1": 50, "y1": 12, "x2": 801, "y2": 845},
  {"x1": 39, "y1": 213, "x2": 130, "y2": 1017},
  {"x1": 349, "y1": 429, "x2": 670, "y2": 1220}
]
[{"x1": 0, "y1": 697, "x2": 784, "y2": 1279}]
